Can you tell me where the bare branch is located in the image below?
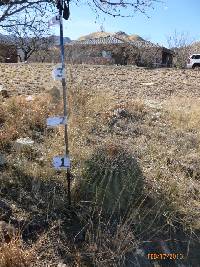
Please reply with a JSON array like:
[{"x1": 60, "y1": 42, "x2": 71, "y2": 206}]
[
  {"x1": 0, "y1": 0, "x2": 55, "y2": 24},
  {"x1": 5, "y1": 14, "x2": 53, "y2": 61},
  {"x1": 0, "y1": 0, "x2": 161, "y2": 25},
  {"x1": 167, "y1": 30, "x2": 195, "y2": 68}
]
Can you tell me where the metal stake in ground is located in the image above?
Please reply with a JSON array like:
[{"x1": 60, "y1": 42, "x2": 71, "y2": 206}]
[{"x1": 58, "y1": 0, "x2": 71, "y2": 207}]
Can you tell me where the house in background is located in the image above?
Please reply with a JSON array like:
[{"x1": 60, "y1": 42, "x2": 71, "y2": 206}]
[
  {"x1": 0, "y1": 35, "x2": 18, "y2": 63},
  {"x1": 0, "y1": 43, "x2": 18, "y2": 63},
  {"x1": 22, "y1": 31, "x2": 173, "y2": 66},
  {"x1": 64, "y1": 32, "x2": 174, "y2": 67}
]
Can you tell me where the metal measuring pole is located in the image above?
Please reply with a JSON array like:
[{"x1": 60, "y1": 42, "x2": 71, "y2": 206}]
[{"x1": 58, "y1": 0, "x2": 71, "y2": 207}]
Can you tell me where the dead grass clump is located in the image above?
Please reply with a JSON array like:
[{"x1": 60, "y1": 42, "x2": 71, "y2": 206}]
[
  {"x1": 0, "y1": 125, "x2": 19, "y2": 150},
  {"x1": 81, "y1": 219, "x2": 138, "y2": 266},
  {"x1": 28, "y1": 94, "x2": 62, "y2": 132},
  {"x1": 68, "y1": 84, "x2": 116, "y2": 163},
  {"x1": 101, "y1": 100, "x2": 146, "y2": 122},
  {"x1": 0, "y1": 238, "x2": 33, "y2": 267},
  {"x1": 0, "y1": 94, "x2": 62, "y2": 150},
  {"x1": 68, "y1": 86, "x2": 147, "y2": 165},
  {"x1": 165, "y1": 179, "x2": 199, "y2": 232},
  {"x1": 72, "y1": 195, "x2": 175, "y2": 266},
  {"x1": 164, "y1": 97, "x2": 200, "y2": 131},
  {"x1": 68, "y1": 84, "x2": 115, "y2": 132},
  {"x1": 0, "y1": 107, "x2": 7, "y2": 125},
  {"x1": 1, "y1": 163, "x2": 67, "y2": 217}
]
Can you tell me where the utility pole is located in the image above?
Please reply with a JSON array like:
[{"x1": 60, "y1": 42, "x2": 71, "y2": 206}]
[
  {"x1": 47, "y1": 0, "x2": 71, "y2": 207},
  {"x1": 58, "y1": 0, "x2": 71, "y2": 207}
]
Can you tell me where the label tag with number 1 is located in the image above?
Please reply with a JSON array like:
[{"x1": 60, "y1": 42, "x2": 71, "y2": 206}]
[{"x1": 53, "y1": 156, "x2": 70, "y2": 170}]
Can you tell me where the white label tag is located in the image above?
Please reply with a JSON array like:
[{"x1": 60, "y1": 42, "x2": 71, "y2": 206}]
[
  {"x1": 47, "y1": 116, "x2": 67, "y2": 127},
  {"x1": 52, "y1": 64, "x2": 65, "y2": 81},
  {"x1": 53, "y1": 156, "x2": 70, "y2": 170},
  {"x1": 48, "y1": 15, "x2": 60, "y2": 27}
]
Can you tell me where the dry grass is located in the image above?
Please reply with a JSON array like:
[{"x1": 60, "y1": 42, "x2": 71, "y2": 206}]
[
  {"x1": 74, "y1": 218, "x2": 138, "y2": 266},
  {"x1": 164, "y1": 96, "x2": 200, "y2": 131},
  {"x1": 0, "y1": 63, "x2": 200, "y2": 265},
  {"x1": 0, "y1": 237, "x2": 34, "y2": 267},
  {"x1": 0, "y1": 94, "x2": 61, "y2": 150}
]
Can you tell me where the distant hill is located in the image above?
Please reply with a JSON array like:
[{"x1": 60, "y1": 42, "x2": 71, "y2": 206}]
[
  {"x1": 50, "y1": 35, "x2": 71, "y2": 45},
  {"x1": 0, "y1": 34, "x2": 71, "y2": 46},
  {"x1": 77, "y1": 31, "x2": 145, "y2": 42},
  {"x1": 78, "y1": 31, "x2": 112, "y2": 41},
  {"x1": 114, "y1": 31, "x2": 145, "y2": 42},
  {"x1": 0, "y1": 31, "x2": 146, "y2": 47},
  {"x1": 128, "y1": 34, "x2": 145, "y2": 41},
  {"x1": 0, "y1": 33, "x2": 15, "y2": 44}
]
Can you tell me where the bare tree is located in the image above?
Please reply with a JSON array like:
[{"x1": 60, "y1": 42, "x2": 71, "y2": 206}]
[
  {"x1": 1, "y1": 0, "x2": 161, "y2": 63},
  {"x1": 167, "y1": 30, "x2": 195, "y2": 68},
  {"x1": 87, "y1": 0, "x2": 161, "y2": 18},
  {"x1": 6, "y1": 15, "x2": 53, "y2": 62},
  {"x1": 30, "y1": 35, "x2": 55, "y2": 62},
  {"x1": 0, "y1": 0, "x2": 161, "y2": 25},
  {"x1": 0, "y1": 0, "x2": 55, "y2": 25}
]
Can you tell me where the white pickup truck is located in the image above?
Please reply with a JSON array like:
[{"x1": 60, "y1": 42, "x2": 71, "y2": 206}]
[{"x1": 187, "y1": 54, "x2": 200, "y2": 69}]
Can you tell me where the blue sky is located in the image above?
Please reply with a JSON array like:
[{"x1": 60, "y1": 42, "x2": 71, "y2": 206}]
[{"x1": 52, "y1": 0, "x2": 200, "y2": 47}]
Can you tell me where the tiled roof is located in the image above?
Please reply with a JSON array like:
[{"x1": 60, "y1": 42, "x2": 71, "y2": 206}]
[
  {"x1": 70, "y1": 36, "x2": 125, "y2": 45},
  {"x1": 113, "y1": 36, "x2": 161, "y2": 49},
  {"x1": 69, "y1": 35, "x2": 161, "y2": 48},
  {"x1": 68, "y1": 35, "x2": 173, "y2": 53},
  {"x1": 131, "y1": 40, "x2": 160, "y2": 48}
]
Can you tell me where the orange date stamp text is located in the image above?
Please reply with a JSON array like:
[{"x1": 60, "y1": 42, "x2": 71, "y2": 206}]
[{"x1": 147, "y1": 253, "x2": 184, "y2": 260}]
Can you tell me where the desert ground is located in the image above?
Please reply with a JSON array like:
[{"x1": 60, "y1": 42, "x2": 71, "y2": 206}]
[
  {"x1": 1, "y1": 63, "x2": 200, "y2": 99},
  {"x1": 0, "y1": 63, "x2": 200, "y2": 266}
]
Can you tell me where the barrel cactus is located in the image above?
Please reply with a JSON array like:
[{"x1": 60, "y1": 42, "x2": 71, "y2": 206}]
[{"x1": 79, "y1": 144, "x2": 144, "y2": 214}]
